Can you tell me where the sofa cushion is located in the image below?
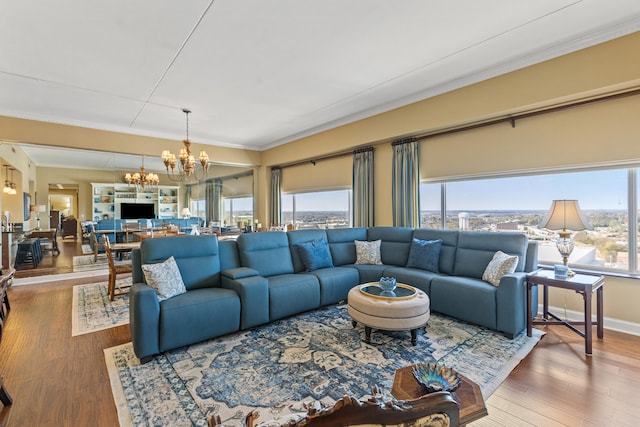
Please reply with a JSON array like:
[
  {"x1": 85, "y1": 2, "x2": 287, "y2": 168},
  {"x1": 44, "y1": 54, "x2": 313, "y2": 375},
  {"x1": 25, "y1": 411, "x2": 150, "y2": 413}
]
[
  {"x1": 367, "y1": 226, "x2": 414, "y2": 266},
  {"x1": 296, "y1": 239, "x2": 334, "y2": 271},
  {"x1": 430, "y1": 275, "x2": 498, "y2": 330},
  {"x1": 287, "y1": 229, "x2": 330, "y2": 272},
  {"x1": 267, "y1": 274, "x2": 320, "y2": 321},
  {"x1": 406, "y1": 238, "x2": 442, "y2": 273},
  {"x1": 141, "y1": 256, "x2": 187, "y2": 301},
  {"x1": 139, "y1": 235, "x2": 221, "y2": 290},
  {"x1": 453, "y1": 231, "x2": 527, "y2": 279},
  {"x1": 159, "y1": 287, "x2": 240, "y2": 352},
  {"x1": 355, "y1": 240, "x2": 382, "y2": 265},
  {"x1": 326, "y1": 228, "x2": 368, "y2": 265},
  {"x1": 304, "y1": 266, "x2": 360, "y2": 305},
  {"x1": 412, "y1": 229, "x2": 459, "y2": 275},
  {"x1": 482, "y1": 251, "x2": 519, "y2": 286},
  {"x1": 237, "y1": 231, "x2": 295, "y2": 277}
]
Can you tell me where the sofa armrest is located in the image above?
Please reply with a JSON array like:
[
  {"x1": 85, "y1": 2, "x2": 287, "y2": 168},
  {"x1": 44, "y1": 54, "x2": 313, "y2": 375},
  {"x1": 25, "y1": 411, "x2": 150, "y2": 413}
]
[
  {"x1": 221, "y1": 274, "x2": 269, "y2": 329},
  {"x1": 222, "y1": 267, "x2": 259, "y2": 280},
  {"x1": 129, "y1": 282, "x2": 161, "y2": 360},
  {"x1": 495, "y1": 272, "x2": 534, "y2": 337}
]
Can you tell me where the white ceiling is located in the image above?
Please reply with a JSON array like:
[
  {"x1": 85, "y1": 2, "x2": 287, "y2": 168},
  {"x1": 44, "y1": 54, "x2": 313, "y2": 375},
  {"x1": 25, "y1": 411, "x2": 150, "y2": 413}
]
[{"x1": 2, "y1": 0, "x2": 640, "y2": 164}]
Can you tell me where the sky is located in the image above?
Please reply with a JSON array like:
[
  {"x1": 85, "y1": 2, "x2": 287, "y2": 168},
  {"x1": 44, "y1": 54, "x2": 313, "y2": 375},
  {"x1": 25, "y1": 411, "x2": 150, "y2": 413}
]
[{"x1": 278, "y1": 168, "x2": 631, "y2": 212}]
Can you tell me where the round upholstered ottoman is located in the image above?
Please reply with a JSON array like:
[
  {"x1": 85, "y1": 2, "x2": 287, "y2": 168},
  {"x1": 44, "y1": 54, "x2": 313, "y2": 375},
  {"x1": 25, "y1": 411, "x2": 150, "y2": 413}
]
[{"x1": 347, "y1": 282, "x2": 430, "y2": 346}]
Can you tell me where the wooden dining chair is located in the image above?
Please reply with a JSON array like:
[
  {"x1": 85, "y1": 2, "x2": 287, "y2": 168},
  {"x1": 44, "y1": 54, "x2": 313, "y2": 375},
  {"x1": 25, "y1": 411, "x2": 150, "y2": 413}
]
[
  {"x1": 90, "y1": 231, "x2": 105, "y2": 262},
  {"x1": 102, "y1": 235, "x2": 133, "y2": 301}
]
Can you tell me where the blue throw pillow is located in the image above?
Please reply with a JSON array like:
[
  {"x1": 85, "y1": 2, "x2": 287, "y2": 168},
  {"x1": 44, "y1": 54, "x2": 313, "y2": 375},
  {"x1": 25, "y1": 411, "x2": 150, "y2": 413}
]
[
  {"x1": 296, "y1": 239, "x2": 334, "y2": 271},
  {"x1": 406, "y1": 238, "x2": 442, "y2": 273}
]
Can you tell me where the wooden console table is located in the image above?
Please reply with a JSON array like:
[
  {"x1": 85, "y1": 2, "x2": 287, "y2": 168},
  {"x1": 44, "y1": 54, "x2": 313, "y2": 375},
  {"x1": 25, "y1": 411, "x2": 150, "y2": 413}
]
[
  {"x1": 391, "y1": 365, "x2": 487, "y2": 426},
  {"x1": 526, "y1": 269, "x2": 604, "y2": 355}
]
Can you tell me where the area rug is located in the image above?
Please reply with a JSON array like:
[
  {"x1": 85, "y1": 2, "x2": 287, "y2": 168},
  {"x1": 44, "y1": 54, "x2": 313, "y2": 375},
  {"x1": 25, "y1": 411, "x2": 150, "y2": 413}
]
[
  {"x1": 72, "y1": 279, "x2": 131, "y2": 336},
  {"x1": 73, "y1": 254, "x2": 130, "y2": 272},
  {"x1": 104, "y1": 305, "x2": 543, "y2": 427}
]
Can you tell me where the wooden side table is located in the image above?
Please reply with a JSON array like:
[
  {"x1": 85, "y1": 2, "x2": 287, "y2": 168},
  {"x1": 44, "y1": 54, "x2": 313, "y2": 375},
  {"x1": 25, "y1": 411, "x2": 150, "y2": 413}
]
[
  {"x1": 391, "y1": 366, "x2": 487, "y2": 426},
  {"x1": 526, "y1": 269, "x2": 604, "y2": 355}
]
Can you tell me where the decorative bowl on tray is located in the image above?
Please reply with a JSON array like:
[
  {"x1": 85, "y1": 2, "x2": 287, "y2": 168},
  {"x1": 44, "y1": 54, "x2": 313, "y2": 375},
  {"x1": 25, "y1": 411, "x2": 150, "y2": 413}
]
[
  {"x1": 411, "y1": 363, "x2": 461, "y2": 393},
  {"x1": 379, "y1": 276, "x2": 397, "y2": 293}
]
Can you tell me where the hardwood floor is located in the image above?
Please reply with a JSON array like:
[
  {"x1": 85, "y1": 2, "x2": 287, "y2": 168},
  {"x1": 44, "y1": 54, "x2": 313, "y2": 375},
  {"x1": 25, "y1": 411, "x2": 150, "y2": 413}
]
[{"x1": 1, "y1": 243, "x2": 639, "y2": 426}]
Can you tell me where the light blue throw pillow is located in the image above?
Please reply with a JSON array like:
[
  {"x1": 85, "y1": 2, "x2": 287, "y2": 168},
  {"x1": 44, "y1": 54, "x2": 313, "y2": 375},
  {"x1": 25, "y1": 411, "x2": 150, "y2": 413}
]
[
  {"x1": 296, "y1": 239, "x2": 334, "y2": 271},
  {"x1": 141, "y1": 256, "x2": 187, "y2": 301},
  {"x1": 406, "y1": 238, "x2": 442, "y2": 273}
]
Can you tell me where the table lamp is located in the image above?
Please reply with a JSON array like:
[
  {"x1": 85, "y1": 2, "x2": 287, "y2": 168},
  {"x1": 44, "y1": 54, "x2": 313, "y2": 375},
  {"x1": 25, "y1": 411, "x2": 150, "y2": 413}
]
[
  {"x1": 181, "y1": 208, "x2": 192, "y2": 218},
  {"x1": 538, "y1": 200, "x2": 591, "y2": 276}
]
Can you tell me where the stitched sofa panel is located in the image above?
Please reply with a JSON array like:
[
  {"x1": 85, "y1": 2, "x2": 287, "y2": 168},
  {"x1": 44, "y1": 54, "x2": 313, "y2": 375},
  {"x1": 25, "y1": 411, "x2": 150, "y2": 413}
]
[
  {"x1": 326, "y1": 228, "x2": 368, "y2": 265},
  {"x1": 287, "y1": 229, "x2": 360, "y2": 305},
  {"x1": 140, "y1": 235, "x2": 221, "y2": 290},
  {"x1": 159, "y1": 287, "x2": 240, "y2": 352},
  {"x1": 221, "y1": 272, "x2": 269, "y2": 330},
  {"x1": 430, "y1": 275, "x2": 498, "y2": 330},
  {"x1": 287, "y1": 229, "x2": 332, "y2": 273},
  {"x1": 219, "y1": 240, "x2": 241, "y2": 271},
  {"x1": 305, "y1": 267, "x2": 360, "y2": 306},
  {"x1": 267, "y1": 273, "x2": 321, "y2": 321},
  {"x1": 453, "y1": 231, "x2": 528, "y2": 278},
  {"x1": 367, "y1": 226, "x2": 414, "y2": 266},
  {"x1": 237, "y1": 231, "x2": 295, "y2": 277},
  {"x1": 351, "y1": 264, "x2": 387, "y2": 283},
  {"x1": 381, "y1": 266, "x2": 439, "y2": 295},
  {"x1": 411, "y1": 229, "x2": 459, "y2": 275}
]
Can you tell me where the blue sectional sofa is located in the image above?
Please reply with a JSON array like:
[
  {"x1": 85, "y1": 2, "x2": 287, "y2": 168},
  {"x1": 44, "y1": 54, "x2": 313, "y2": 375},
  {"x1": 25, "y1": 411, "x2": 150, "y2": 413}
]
[{"x1": 129, "y1": 227, "x2": 538, "y2": 361}]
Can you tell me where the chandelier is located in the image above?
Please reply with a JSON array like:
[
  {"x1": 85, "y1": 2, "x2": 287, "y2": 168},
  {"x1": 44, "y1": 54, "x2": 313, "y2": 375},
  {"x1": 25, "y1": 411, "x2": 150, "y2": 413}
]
[
  {"x1": 2, "y1": 165, "x2": 17, "y2": 195},
  {"x1": 161, "y1": 108, "x2": 209, "y2": 182},
  {"x1": 124, "y1": 156, "x2": 159, "y2": 190}
]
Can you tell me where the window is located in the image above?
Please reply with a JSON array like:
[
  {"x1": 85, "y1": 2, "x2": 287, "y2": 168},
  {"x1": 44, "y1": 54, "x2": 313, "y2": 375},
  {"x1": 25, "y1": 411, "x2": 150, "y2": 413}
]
[
  {"x1": 223, "y1": 196, "x2": 253, "y2": 228},
  {"x1": 282, "y1": 189, "x2": 351, "y2": 229},
  {"x1": 421, "y1": 167, "x2": 636, "y2": 275}
]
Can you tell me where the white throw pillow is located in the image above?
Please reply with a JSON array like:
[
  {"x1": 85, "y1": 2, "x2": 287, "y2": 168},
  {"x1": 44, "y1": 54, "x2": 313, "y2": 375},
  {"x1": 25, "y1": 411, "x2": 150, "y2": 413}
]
[
  {"x1": 482, "y1": 251, "x2": 519, "y2": 286},
  {"x1": 354, "y1": 240, "x2": 383, "y2": 265},
  {"x1": 141, "y1": 256, "x2": 187, "y2": 301}
]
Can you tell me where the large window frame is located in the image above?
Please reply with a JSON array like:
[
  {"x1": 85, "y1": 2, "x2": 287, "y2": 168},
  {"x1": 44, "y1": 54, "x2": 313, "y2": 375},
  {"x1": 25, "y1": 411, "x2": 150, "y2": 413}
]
[
  {"x1": 420, "y1": 165, "x2": 640, "y2": 277},
  {"x1": 282, "y1": 189, "x2": 352, "y2": 229}
]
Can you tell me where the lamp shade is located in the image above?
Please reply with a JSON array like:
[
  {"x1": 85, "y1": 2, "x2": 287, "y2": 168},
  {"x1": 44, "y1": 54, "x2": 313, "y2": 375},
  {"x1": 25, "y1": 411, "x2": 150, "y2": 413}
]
[
  {"x1": 539, "y1": 200, "x2": 591, "y2": 231},
  {"x1": 181, "y1": 208, "x2": 192, "y2": 217}
]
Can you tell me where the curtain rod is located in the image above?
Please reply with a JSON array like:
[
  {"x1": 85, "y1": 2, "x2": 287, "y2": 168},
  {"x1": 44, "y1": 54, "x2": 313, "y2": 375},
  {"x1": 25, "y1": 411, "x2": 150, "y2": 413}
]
[
  {"x1": 273, "y1": 87, "x2": 640, "y2": 170},
  {"x1": 412, "y1": 87, "x2": 640, "y2": 142}
]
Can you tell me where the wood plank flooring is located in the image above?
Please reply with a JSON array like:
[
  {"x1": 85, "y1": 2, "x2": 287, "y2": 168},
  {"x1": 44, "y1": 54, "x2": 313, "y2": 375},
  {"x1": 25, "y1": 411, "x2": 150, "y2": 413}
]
[{"x1": 1, "y1": 240, "x2": 639, "y2": 426}]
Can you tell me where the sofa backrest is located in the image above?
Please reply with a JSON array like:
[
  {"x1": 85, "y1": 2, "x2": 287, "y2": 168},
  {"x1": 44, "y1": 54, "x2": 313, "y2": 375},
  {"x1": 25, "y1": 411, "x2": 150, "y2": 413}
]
[
  {"x1": 453, "y1": 231, "x2": 528, "y2": 279},
  {"x1": 326, "y1": 228, "x2": 368, "y2": 265},
  {"x1": 286, "y1": 229, "x2": 329, "y2": 273},
  {"x1": 367, "y1": 226, "x2": 414, "y2": 266},
  {"x1": 136, "y1": 235, "x2": 221, "y2": 291},
  {"x1": 236, "y1": 231, "x2": 294, "y2": 277},
  {"x1": 412, "y1": 229, "x2": 460, "y2": 275}
]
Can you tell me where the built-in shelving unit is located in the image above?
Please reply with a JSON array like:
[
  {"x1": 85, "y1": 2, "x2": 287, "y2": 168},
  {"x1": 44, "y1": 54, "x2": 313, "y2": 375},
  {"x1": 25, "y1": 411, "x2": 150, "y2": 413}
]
[{"x1": 91, "y1": 183, "x2": 179, "y2": 220}]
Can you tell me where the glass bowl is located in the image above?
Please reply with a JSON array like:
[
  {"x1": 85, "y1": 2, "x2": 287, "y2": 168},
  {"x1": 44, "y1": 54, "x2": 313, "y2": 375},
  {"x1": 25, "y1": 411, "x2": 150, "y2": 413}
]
[
  {"x1": 379, "y1": 277, "x2": 397, "y2": 293},
  {"x1": 411, "y1": 363, "x2": 461, "y2": 393}
]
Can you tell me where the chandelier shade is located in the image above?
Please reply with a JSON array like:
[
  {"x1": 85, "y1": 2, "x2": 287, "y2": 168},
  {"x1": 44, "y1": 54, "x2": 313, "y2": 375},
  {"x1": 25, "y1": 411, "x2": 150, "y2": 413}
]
[
  {"x1": 161, "y1": 109, "x2": 210, "y2": 182},
  {"x1": 124, "y1": 157, "x2": 159, "y2": 190},
  {"x1": 2, "y1": 165, "x2": 17, "y2": 195}
]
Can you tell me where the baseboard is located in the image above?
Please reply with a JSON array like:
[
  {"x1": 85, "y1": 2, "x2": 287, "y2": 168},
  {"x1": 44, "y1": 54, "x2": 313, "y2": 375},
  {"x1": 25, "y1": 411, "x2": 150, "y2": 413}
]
[
  {"x1": 541, "y1": 304, "x2": 640, "y2": 337},
  {"x1": 12, "y1": 269, "x2": 109, "y2": 286}
]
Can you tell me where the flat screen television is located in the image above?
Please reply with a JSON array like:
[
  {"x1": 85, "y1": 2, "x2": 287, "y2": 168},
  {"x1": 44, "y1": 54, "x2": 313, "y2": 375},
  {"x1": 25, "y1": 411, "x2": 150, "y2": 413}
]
[{"x1": 121, "y1": 203, "x2": 155, "y2": 219}]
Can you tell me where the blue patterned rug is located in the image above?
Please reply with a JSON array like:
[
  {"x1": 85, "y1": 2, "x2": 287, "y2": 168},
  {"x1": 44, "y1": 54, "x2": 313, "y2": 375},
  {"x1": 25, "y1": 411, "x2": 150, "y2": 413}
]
[
  {"x1": 72, "y1": 280, "x2": 131, "y2": 336},
  {"x1": 104, "y1": 305, "x2": 543, "y2": 427}
]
